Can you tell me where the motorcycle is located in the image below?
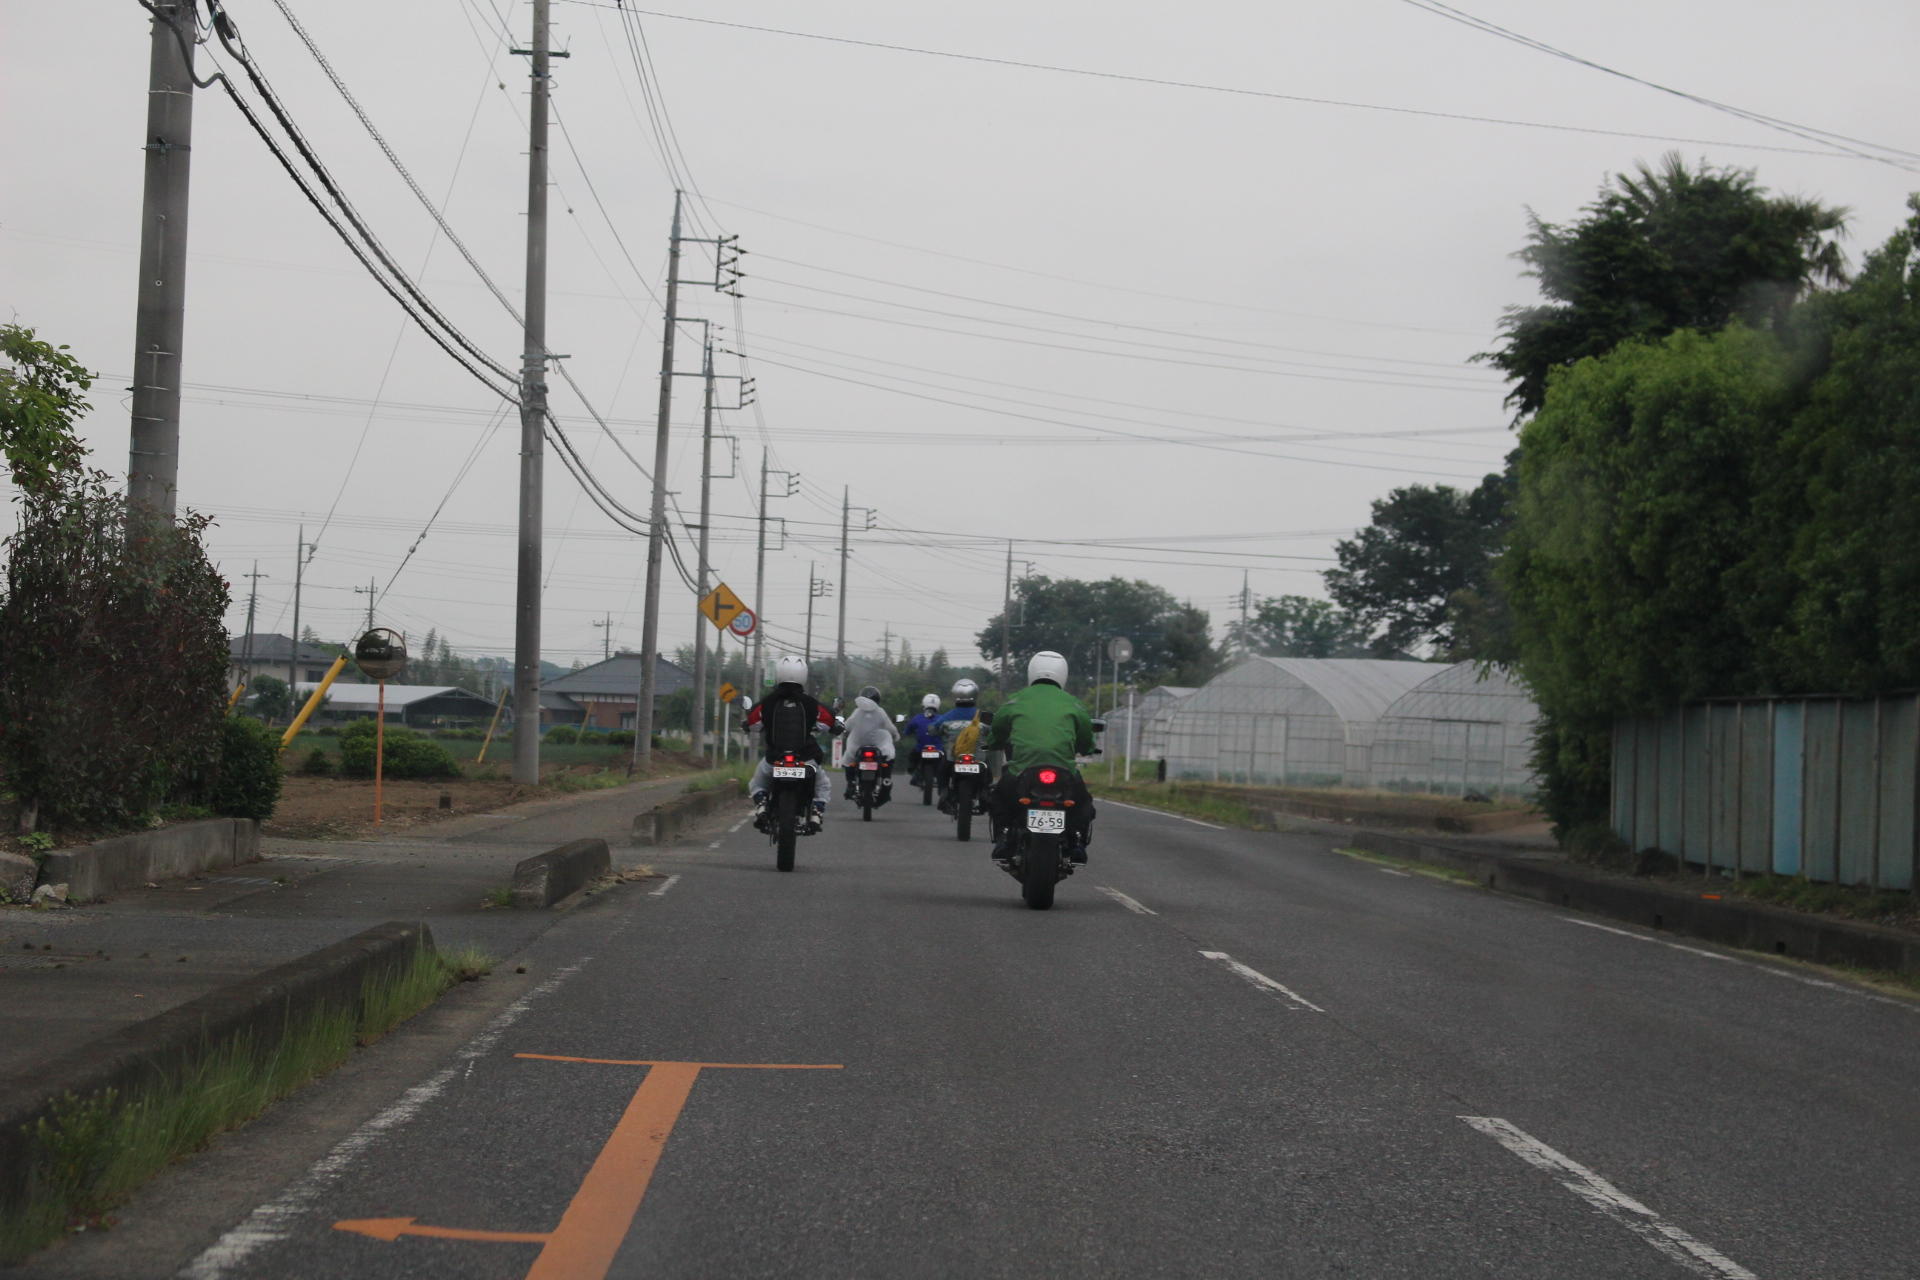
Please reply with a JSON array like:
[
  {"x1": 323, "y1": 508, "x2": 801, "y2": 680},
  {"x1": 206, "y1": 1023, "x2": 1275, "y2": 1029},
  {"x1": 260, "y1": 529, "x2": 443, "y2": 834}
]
[
  {"x1": 994, "y1": 764, "x2": 1081, "y2": 910},
  {"x1": 946, "y1": 750, "x2": 988, "y2": 842},
  {"x1": 910, "y1": 744, "x2": 944, "y2": 805},
  {"x1": 852, "y1": 745, "x2": 885, "y2": 821},
  {"x1": 762, "y1": 751, "x2": 820, "y2": 872}
]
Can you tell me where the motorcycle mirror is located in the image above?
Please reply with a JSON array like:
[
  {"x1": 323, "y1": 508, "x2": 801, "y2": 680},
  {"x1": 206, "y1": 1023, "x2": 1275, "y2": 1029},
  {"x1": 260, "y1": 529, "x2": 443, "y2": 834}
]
[
  {"x1": 1090, "y1": 718, "x2": 1106, "y2": 734},
  {"x1": 894, "y1": 713, "x2": 906, "y2": 723}
]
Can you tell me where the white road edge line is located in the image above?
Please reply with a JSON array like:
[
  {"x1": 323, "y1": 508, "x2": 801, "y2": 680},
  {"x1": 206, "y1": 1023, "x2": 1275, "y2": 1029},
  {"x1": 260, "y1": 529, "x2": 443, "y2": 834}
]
[
  {"x1": 1100, "y1": 797, "x2": 1225, "y2": 830},
  {"x1": 180, "y1": 960, "x2": 592, "y2": 1279},
  {"x1": 1559, "y1": 917, "x2": 1919, "y2": 1014},
  {"x1": 649, "y1": 873, "x2": 681, "y2": 897},
  {"x1": 1460, "y1": 1116, "x2": 1757, "y2": 1279},
  {"x1": 1199, "y1": 950, "x2": 1325, "y2": 1013},
  {"x1": 1377, "y1": 867, "x2": 1413, "y2": 878},
  {"x1": 1096, "y1": 885, "x2": 1156, "y2": 915}
]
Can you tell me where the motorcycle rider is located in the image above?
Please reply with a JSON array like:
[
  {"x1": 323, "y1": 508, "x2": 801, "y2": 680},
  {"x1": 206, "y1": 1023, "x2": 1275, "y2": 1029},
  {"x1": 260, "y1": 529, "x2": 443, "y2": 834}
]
[
  {"x1": 987, "y1": 650, "x2": 1097, "y2": 863},
  {"x1": 840, "y1": 685, "x2": 900, "y2": 804},
  {"x1": 903, "y1": 693, "x2": 945, "y2": 793},
  {"x1": 933, "y1": 678, "x2": 992, "y2": 814},
  {"x1": 744, "y1": 655, "x2": 838, "y2": 833}
]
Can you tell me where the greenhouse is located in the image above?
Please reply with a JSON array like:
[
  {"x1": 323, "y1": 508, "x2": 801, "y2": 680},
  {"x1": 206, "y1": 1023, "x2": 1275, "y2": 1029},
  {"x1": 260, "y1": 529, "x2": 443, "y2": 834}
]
[
  {"x1": 1373, "y1": 662, "x2": 1539, "y2": 797},
  {"x1": 1162, "y1": 658, "x2": 1435, "y2": 786},
  {"x1": 1102, "y1": 685, "x2": 1194, "y2": 762}
]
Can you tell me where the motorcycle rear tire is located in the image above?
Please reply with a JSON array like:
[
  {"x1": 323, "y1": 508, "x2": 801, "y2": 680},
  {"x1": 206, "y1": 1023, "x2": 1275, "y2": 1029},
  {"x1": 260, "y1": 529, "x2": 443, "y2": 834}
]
[
  {"x1": 920, "y1": 775, "x2": 933, "y2": 806},
  {"x1": 775, "y1": 789, "x2": 798, "y2": 872},
  {"x1": 1021, "y1": 834, "x2": 1060, "y2": 910},
  {"x1": 954, "y1": 781, "x2": 972, "y2": 841}
]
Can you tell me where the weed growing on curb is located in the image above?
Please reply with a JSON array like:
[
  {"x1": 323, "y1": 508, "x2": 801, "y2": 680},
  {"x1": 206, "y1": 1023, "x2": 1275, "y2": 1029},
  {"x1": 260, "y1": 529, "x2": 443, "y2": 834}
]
[
  {"x1": 1334, "y1": 846, "x2": 1479, "y2": 886},
  {"x1": 480, "y1": 885, "x2": 514, "y2": 910},
  {"x1": 1084, "y1": 777, "x2": 1264, "y2": 829}
]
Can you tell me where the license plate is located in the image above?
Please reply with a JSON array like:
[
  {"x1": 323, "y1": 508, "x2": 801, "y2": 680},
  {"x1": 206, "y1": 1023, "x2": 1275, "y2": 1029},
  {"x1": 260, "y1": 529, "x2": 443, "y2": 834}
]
[
  {"x1": 858, "y1": 761, "x2": 879, "y2": 771},
  {"x1": 771, "y1": 766, "x2": 807, "y2": 779},
  {"x1": 1026, "y1": 809, "x2": 1066, "y2": 833},
  {"x1": 953, "y1": 762, "x2": 981, "y2": 774},
  {"x1": 921, "y1": 749, "x2": 941, "y2": 758}
]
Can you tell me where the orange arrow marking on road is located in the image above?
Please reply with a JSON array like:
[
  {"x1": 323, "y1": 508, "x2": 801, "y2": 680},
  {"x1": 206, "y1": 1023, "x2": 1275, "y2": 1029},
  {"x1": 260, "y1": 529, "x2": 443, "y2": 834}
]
[{"x1": 334, "y1": 1217, "x2": 551, "y2": 1244}]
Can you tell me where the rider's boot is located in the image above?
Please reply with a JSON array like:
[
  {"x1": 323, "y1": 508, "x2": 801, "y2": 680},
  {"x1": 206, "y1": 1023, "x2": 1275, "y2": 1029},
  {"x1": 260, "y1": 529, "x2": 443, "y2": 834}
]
[
  {"x1": 843, "y1": 769, "x2": 857, "y2": 802},
  {"x1": 751, "y1": 790, "x2": 771, "y2": 833},
  {"x1": 804, "y1": 800, "x2": 826, "y2": 835},
  {"x1": 1069, "y1": 825, "x2": 1090, "y2": 864},
  {"x1": 877, "y1": 764, "x2": 893, "y2": 806}
]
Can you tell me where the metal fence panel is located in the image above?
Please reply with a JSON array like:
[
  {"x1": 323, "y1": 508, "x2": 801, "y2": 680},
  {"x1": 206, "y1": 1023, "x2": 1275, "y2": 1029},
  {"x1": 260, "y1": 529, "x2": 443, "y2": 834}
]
[
  {"x1": 1739, "y1": 704, "x2": 1772, "y2": 877},
  {"x1": 1708, "y1": 704, "x2": 1740, "y2": 873},
  {"x1": 1682, "y1": 705, "x2": 1711, "y2": 864},
  {"x1": 1838, "y1": 701, "x2": 1879, "y2": 885},
  {"x1": 1633, "y1": 717, "x2": 1661, "y2": 851},
  {"x1": 1877, "y1": 698, "x2": 1916, "y2": 891},
  {"x1": 1802, "y1": 701, "x2": 1842, "y2": 884},
  {"x1": 1657, "y1": 714, "x2": 1685, "y2": 855},
  {"x1": 1771, "y1": 701, "x2": 1803, "y2": 877}
]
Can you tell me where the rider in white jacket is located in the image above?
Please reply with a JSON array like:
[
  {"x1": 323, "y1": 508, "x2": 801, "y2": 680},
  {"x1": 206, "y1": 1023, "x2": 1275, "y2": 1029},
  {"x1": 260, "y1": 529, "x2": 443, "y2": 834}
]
[{"x1": 840, "y1": 685, "x2": 901, "y2": 802}]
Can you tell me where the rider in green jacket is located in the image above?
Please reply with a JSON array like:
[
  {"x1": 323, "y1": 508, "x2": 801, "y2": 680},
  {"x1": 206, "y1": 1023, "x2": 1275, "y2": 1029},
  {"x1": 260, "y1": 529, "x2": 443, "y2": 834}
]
[{"x1": 987, "y1": 650, "x2": 1097, "y2": 862}]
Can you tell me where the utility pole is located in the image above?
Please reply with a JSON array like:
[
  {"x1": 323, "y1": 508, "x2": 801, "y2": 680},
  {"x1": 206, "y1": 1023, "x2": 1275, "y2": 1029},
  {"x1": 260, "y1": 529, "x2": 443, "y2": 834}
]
[
  {"x1": 1002, "y1": 541, "x2": 1013, "y2": 692},
  {"x1": 240, "y1": 562, "x2": 268, "y2": 674},
  {"x1": 510, "y1": 0, "x2": 557, "y2": 786},
  {"x1": 591, "y1": 614, "x2": 613, "y2": 661},
  {"x1": 880, "y1": 624, "x2": 893, "y2": 669},
  {"x1": 753, "y1": 451, "x2": 797, "y2": 688},
  {"x1": 288, "y1": 525, "x2": 314, "y2": 699},
  {"x1": 835, "y1": 488, "x2": 877, "y2": 705},
  {"x1": 354, "y1": 578, "x2": 377, "y2": 631},
  {"x1": 634, "y1": 191, "x2": 682, "y2": 774},
  {"x1": 689, "y1": 336, "x2": 716, "y2": 757},
  {"x1": 1239, "y1": 570, "x2": 1251, "y2": 656},
  {"x1": 127, "y1": 0, "x2": 196, "y2": 516},
  {"x1": 805, "y1": 563, "x2": 831, "y2": 665}
]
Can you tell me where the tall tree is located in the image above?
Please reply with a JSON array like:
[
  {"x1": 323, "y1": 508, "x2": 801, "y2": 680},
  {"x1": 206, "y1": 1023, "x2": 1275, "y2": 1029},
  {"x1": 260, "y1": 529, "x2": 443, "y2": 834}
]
[
  {"x1": 1324, "y1": 481, "x2": 1507, "y2": 658},
  {"x1": 975, "y1": 575, "x2": 1218, "y2": 690},
  {"x1": 0, "y1": 324, "x2": 90, "y2": 492},
  {"x1": 1228, "y1": 595, "x2": 1371, "y2": 659},
  {"x1": 1484, "y1": 154, "x2": 1847, "y2": 417}
]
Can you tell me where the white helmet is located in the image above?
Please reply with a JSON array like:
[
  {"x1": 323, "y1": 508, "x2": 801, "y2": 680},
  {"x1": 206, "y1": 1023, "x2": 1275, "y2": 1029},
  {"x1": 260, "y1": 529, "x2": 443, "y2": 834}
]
[
  {"x1": 951, "y1": 678, "x2": 979, "y2": 702},
  {"x1": 1027, "y1": 650, "x2": 1068, "y2": 687},
  {"x1": 775, "y1": 655, "x2": 808, "y2": 686},
  {"x1": 921, "y1": 693, "x2": 940, "y2": 711}
]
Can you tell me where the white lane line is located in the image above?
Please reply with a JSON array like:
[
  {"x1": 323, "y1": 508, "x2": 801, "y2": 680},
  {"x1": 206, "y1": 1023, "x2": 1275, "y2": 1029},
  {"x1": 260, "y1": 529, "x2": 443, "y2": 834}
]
[
  {"x1": 1460, "y1": 1116, "x2": 1757, "y2": 1279},
  {"x1": 1559, "y1": 917, "x2": 1919, "y2": 1014},
  {"x1": 181, "y1": 961, "x2": 591, "y2": 1278},
  {"x1": 727, "y1": 817, "x2": 749, "y2": 833},
  {"x1": 1096, "y1": 885, "x2": 1157, "y2": 915},
  {"x1": 1100, "y1": 797, "x2": 1225, "y2": 830},
  {"x1": 1377, "y1": 867, "x2": 1413, "y2": 878},
  {"x1": 1199, "y1": 950, "x2": 1325, "y2": 1013},
  {"x1": 649, "y1": 873, "x2": 681, "y2": 897}
]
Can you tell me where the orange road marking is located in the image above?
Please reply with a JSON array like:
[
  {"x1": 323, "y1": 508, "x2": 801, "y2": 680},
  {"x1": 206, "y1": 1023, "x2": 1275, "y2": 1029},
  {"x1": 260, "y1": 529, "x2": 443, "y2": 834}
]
[
  {"x1": 335, "y1": 1217, "x2": 551, "y2": 1244},
  {"x1": 514, "y1": 1053, "x2": 844, "y2": 1069}
]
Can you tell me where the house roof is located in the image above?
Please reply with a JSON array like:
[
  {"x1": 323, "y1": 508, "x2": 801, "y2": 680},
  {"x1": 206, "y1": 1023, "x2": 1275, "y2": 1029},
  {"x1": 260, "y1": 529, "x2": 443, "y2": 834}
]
[
  {"x1": 295, "y1": 683, "x2": 494, "y2": 711},
  {"x1": 230, "y1": 632, "x2": 336, "y2": 665},
  {"x1": 544, "y1": 652, "x2": 692, "y2": 698}
]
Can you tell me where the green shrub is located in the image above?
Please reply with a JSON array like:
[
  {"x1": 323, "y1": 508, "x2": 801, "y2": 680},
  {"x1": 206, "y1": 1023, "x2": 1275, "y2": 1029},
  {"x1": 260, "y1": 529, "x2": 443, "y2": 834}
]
[
  {"x1": 209, "y1": 716, "x2": 283, "y2": 820},
  {"x1": 545, "y1": 724, "x2": 580, "y2": 744},
  {"x1": 606, "y1": 729, "x2": 634, "y2": 746},
  {"x1": 299, "y1": 746, "x2": 335, "y2": 777},
  {"x1": 338, "y1": 720, "x2": 460, "y2": 780},
  {"x1": 314, "y1": 725, "x2": 339, "y2": 737}
]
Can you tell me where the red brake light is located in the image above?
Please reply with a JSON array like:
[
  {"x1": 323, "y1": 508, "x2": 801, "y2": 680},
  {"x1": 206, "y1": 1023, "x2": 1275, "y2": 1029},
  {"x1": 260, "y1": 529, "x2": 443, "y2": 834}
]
[
  {"x1": 960, "y1": 754, "x2": 974, "y2": 763},
  {"x1": 782, "y1": 753, "x2": 796, "y2": 764},
  {"x1": 1038, "y1": 768, "x2": 1058, "y2": 786}
]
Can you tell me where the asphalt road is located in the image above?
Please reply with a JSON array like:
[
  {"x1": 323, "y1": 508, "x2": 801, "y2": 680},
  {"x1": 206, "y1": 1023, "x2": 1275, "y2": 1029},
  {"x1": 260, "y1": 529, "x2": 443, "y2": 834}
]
[{"x1": 50, "y1": 788, "x2": 1920, "y2": 1278}]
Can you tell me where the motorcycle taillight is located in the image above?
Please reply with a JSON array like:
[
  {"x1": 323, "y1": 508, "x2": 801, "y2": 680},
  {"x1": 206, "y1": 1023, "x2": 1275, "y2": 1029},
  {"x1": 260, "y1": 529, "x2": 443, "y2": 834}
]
[
  {"x1": 782, "y1": 754, "x2": 796, "y2": 764},
  {"x1": 960, "y1": 754, "x2": 974, "y2": 764},
  {"x1": 1038, "y1": 768, "x2": 1058, "y2": 786}
]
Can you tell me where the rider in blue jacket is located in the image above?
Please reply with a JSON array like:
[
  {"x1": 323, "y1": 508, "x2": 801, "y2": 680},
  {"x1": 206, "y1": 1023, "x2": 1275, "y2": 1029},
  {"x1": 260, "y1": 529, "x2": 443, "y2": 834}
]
[{"x1": 904, "y1": 693, "x2": 945, "y2": 794}]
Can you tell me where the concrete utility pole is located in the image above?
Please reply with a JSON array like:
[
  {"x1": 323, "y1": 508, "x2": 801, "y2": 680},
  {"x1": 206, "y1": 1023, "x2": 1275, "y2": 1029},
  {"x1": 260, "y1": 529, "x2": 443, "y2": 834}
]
[
  {"x1": 354, "y1": 578, "x2": 377, "y2": 631},
  {"x1": 835, "y1": 490, "x2": 877, "y2": 704},
  {"x1": 690, "y1": 337, "x2": 716, "y2": 757},
  {"x1": 288, "y1": 525, "x2": 314, "y2": 697},
  {"x1": 1002, "y1": 541, "x2": 1014, "y2": 691},
  {"x1": 127, "y1": 0, "x2": 197, "y2": 516},
  {"x1": 1239, "y1": 570, "x2": 1251, "y2": 656},
  {"x1": 752, "y1": 452, "x2": 797, "y2": 690},
  {"x1": 592, "y1": 614, "x2": 613, "y2": 661},
  {"x1": 633, "y1": 191, "x2": 683, "y2": 774},
  {"x1": 240, "y1": 562, "x2": 267, "y2": 673},
  {"x1": 510, "y1": 0, "x2": 554, "y2": 786},
  {"x1": 805, "y1": 563, "x2": 831, "y2": 665}
]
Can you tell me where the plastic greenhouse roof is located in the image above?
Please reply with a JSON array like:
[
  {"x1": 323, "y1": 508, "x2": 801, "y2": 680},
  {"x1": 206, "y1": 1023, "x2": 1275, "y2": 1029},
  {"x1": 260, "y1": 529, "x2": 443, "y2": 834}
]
[
  {"x1": 1211, "y1": 657, "x2": 1438, "y2": 725},
  {"x1": 1380, "y1": 661, "x2": 1538, "y2": 725}
]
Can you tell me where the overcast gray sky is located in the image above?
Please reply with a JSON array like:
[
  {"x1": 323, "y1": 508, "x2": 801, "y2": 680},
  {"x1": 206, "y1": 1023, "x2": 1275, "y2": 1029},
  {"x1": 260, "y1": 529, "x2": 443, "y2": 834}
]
[{"x1": 5, "y1": 0, "x2": 1917, "y2": 678}]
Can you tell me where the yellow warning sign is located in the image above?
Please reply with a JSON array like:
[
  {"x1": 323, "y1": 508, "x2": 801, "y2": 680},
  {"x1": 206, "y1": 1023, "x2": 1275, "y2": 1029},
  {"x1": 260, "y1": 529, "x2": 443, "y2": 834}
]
[
  {"x1": 698, "y1": 582, "x2": 747, "y2": 630},
  {"x1": 718, "y1": 682, "x2": 740, "y2": 704}
]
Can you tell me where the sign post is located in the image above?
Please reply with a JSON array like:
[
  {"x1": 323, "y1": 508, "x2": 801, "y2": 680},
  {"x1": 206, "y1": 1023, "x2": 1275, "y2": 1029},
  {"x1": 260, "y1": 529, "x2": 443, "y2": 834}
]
[{"x1": 355, "y1": 629, "x2": 409, "y2": 827}]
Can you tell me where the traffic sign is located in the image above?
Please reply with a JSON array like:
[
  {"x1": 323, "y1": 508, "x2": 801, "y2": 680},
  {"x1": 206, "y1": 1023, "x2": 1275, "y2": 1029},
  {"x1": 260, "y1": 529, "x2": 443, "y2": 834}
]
[
  {"x1": 699, "y1": 582, "x2": 747, "y2": 631},
  {"x1": 727, "y1": 607, "x2": 757, "y2": 639},
  {"x1": 1108, "y1": 636, "x2": 1134, "y2": 665},
  {"x1": 718, "y1": 682, "x2": 740, "y2": 703}
]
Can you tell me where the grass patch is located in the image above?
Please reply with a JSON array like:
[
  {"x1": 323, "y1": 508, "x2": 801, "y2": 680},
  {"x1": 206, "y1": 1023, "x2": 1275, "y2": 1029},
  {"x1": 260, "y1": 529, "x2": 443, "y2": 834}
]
[
  {"x1": 1715, "y1": 874, "x2": 1917, "y2": 930},
  {"x1": 1334, "y1": 846, "x2": 1479, "y2": 887},
  {"x1": 1085, "y1": 777, "x2": 1267, "y2": 829},
  {"x1": 543, "y1": 769, "x2": 631, "y2": 795},
  {"x1": 684, "y1": 761, "x2": 754, "y2": 793},
  {"x1": 480, "y1": 885, "x2": 514, "y2": 910},
  {"x1": 0, "y1": 941, "x2": 486, "y2": 1263}
]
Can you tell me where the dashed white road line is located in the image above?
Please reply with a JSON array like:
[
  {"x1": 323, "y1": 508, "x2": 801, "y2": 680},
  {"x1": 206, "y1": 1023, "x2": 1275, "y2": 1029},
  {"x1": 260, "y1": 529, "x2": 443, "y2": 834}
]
[
  {"x1": 182, "y1": 961, "x2": 592, "y2": 1278},
  {"x1": 1560, "y1": 917, "x2": 1919, "y2": 1014},
  {"x1": 1096, "y1": 885, "x2": 1157, "y2": 915},
  {"x1": 1199, "y1": 950, "x2": 1325, "y2": 1012},
  {"x1": 1460, "y1": 1116, "x2": 1757, "y2": 1279},
  {"x1": 728, "y1": 817, "x2": 749, "y2": 833},
  {"x1": 649, "y1": 873, "x2": 681, "y2": 897},
  {"x1": 1100, "y1": 798, "x2": 1225, "y2": 830}
]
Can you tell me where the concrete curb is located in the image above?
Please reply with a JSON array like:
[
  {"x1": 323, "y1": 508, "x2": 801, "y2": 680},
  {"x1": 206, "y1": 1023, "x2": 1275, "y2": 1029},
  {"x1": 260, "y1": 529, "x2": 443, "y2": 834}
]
[
  {"x1": 511, "y1": 838, "x2": 611, "y2": 908},
  {"x1": 0, "y1": 920, "x2": 433, "y2": 1222},
  {"x1": 35, "y1": 818, "x2": 260, "y2": 901},
  {"x1": 1348, "y1": 831, "x2": 1920, "y2": 975},
  {"x1": 632, "y1": 778, "x2": 744, "y2": 846}
]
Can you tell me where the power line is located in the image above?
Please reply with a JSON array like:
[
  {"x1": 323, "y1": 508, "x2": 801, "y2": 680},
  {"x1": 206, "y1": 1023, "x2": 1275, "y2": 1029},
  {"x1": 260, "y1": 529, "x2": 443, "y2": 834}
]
[{"x1": 551, "y1": 1, "x2": 1859, "y2": 160}]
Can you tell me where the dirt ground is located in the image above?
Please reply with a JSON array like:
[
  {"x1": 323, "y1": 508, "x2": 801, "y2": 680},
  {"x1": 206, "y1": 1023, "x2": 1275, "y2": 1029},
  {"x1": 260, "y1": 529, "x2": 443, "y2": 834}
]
[{"x1": 263, "y1": 776, "x2": 550, "y2": 839}]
